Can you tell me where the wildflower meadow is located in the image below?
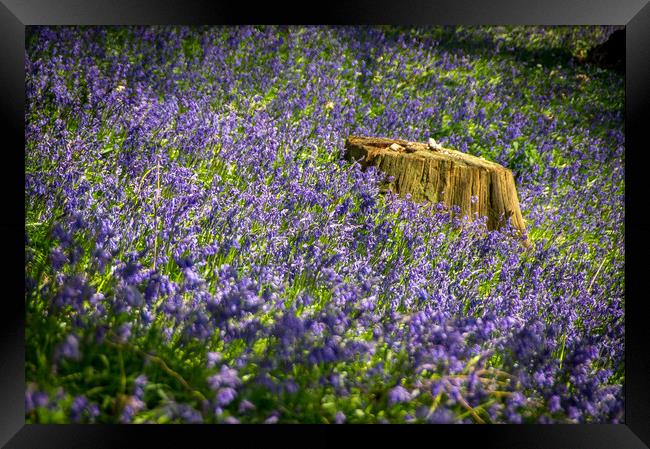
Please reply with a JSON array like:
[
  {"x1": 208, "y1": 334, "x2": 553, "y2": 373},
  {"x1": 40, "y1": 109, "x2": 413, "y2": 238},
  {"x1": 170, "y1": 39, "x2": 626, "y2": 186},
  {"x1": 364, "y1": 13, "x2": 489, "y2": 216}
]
[{"x1": 24, "y1": 25, "x2": 624, "y2": 424}]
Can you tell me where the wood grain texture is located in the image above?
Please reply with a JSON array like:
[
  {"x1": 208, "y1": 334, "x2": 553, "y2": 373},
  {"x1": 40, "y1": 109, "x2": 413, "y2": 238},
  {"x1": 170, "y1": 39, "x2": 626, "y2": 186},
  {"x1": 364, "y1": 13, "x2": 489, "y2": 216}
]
[{"x1": 344, "y1": 136, "x2": 528, "y2": 240}]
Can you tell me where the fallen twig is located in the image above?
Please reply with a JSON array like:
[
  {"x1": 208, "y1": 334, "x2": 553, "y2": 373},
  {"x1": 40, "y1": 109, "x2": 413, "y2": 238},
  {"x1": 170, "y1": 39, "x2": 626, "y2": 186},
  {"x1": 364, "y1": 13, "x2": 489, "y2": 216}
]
[{"x1": 105, "y1": 337, "x2": 207, "y2": 403}]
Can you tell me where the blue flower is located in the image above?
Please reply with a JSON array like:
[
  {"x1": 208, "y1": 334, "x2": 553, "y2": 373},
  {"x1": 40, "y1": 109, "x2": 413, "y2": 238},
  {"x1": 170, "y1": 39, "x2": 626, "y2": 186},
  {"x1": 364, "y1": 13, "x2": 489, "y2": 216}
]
[
  {"x1": 238, "y1": 399, "x2": 255, "y2": 413},
  {"x1": 55, "y1": 334, "x2": 81, "y2": 362},
  {"x1": 388, "y1": 385, "x2": 411, "y2": 405},
  {"x1": 216, "y1": 387, "x2": 237, "y2": 406}
]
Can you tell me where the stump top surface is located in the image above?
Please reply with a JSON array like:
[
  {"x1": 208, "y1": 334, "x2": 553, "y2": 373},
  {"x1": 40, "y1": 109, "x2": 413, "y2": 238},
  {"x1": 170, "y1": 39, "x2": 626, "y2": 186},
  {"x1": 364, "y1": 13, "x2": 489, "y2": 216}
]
[{"x1": 345, "y1": 135, "x2": 506, "y2": 172}]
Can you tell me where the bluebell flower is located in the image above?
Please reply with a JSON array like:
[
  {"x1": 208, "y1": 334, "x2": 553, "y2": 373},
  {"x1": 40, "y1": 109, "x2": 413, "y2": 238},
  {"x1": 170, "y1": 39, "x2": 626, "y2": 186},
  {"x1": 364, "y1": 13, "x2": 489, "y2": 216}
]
[
  {"x1": 50, "y1": 248, "x2": 68, "y2": 270},
  {"x1": 238, "y1": 399, "x2": 255, "y2": 413},
  {"x1": 216, "y1": 387, "x2": 237, "y2": 406},
  {"x1": 55, "y1": 334, "x2": 81, "y2": 362},
  {"x1": 71, "y1": 395, "x2": 99, "y2": 423},
  {"x1": 264, "y1": 414, "x2": 279, "y2": 424},
  {"x1": 206, "y1": 351, "x2": 222, "y2": 368},
  {"x1": 388, "y1": 385, "x2": 411, "y2": 405},
  {"x1": 208, "y1": 365, "x2": 240, "y2": 390},
  {"x1": 25, "y1": 391, "x2": 49, "y2": 412},
  {"x1": 178, "y1": 404, "x2": 203, "y2": 423},
  {"x1": 134, "y1": 374, "x2": 147, "y2": 399},
  {"x1": 115, "y1": 323, "x2": 132, "y2": 343}
]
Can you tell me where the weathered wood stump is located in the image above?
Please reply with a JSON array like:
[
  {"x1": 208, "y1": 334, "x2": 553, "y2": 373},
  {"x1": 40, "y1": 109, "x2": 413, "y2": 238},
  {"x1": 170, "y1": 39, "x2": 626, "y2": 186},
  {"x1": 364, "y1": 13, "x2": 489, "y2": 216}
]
[{"x1": 344, "y1": 135, "x2": 528, "y2": 240}]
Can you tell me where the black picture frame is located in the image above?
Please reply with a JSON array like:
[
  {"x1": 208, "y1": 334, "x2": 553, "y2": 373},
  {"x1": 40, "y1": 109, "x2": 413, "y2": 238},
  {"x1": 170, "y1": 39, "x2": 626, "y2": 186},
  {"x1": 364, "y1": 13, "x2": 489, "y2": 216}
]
[{"x1": 2, "y1": 1, "x2": 649, "y2": 448}]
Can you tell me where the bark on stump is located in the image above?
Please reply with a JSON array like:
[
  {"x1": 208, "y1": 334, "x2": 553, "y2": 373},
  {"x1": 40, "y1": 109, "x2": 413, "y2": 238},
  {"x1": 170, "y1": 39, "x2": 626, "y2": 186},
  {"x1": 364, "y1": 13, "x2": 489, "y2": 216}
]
[{"x1": 344, "y1": 135, "x2": 528, "y2": 242}]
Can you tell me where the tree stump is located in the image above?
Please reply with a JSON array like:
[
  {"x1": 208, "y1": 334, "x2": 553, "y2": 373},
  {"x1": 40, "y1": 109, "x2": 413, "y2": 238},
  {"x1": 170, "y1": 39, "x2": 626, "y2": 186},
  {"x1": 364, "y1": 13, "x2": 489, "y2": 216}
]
[{"x1": 344, "y1": 135, "x2": 528, "y2": 241}]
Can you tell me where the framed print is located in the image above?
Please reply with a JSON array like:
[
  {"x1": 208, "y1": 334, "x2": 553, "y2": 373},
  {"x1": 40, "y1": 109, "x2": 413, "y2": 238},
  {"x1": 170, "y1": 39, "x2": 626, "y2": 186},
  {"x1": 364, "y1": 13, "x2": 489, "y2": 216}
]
[{"x1": 2, "y1": 0, "x2": 649, "y2": 448}]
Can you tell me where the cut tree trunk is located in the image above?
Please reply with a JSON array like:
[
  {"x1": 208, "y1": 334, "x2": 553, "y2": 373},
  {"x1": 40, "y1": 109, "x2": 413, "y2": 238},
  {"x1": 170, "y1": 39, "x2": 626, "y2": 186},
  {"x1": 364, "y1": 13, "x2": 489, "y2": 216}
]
[{"x1": 344, "y1": 135, "x2": 528, "y2": 242}]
